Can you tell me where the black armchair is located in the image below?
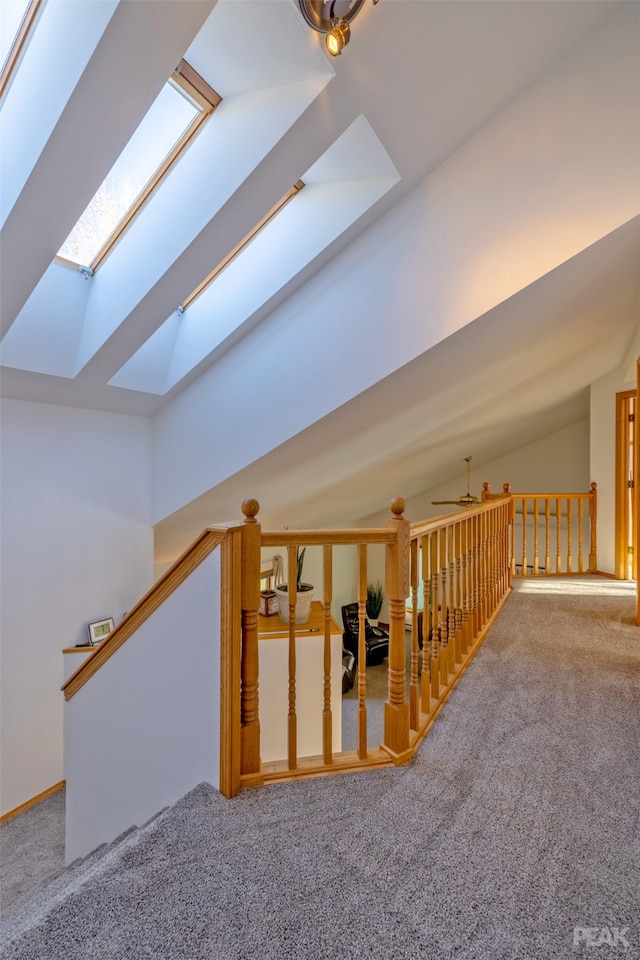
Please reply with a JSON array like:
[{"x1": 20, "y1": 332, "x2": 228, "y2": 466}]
[{"x1": 341, "y1": 602, "x2": 389, "y2": 666}]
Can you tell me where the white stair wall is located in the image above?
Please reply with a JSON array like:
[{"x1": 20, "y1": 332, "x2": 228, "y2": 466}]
[{"x1": 64, "y1": 550, "x2": 221, "y2": 863}]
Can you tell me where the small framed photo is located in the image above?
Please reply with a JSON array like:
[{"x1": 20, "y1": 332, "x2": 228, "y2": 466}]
[{"x1": 88, "y1": 617, "x2": 114, "y2": 645}]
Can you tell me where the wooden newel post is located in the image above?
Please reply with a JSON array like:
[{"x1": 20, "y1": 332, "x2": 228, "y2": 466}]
[
  {"x1": 240, "y1": 498, "x2": 262, "y2": 783},
  {"x1": 589, "y1": 481, "x2": 597, "y2": 575},
  {"x1": 383, "y1": 497, "x2": 411, "y2": 762}
]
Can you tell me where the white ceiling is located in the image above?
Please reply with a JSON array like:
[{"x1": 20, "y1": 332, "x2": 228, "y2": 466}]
[{"x1": 1, "y1": 0, "x2": 638, "y2": 557}]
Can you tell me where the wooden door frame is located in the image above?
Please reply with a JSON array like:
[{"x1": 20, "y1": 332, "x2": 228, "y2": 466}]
[
  {"x1": 615, "y1": 389, "x2": 636, "y2": 580},
  {"x1": 636, "y1": 359, "x2": 640, "y2": 624}
]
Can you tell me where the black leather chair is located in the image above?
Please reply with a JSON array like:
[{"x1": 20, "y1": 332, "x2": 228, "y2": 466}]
[
  {"x1": 342, "y1": 648, "x2": 356, "y2": 694},
  {"x1": 341, "y1": 603, "x2": 389, "y2": 666}
]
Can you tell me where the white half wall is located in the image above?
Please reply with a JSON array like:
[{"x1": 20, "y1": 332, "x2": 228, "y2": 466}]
[
  {"x1": 0, "y1": 400, "x2": 152, "y2": 815},
  {"x1": 64, "y1": 550, "x2": 221, "y2": 863}
]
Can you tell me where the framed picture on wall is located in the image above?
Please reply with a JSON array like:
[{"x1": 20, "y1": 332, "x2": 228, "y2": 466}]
[{"x1": 87, "y1": 617, "x2": 114, "y2": 645}]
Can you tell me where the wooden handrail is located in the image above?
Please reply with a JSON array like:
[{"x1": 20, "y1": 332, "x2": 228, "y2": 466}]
[
  {"x1": 261, "y1": 529, "x2": 396, "y2": 546},
  {"x1": 62, "y1": 527, "x2": 229, "y2": 700},
  {"x1": 410, "y1": 497, "x2": 507, "y2": 538}
]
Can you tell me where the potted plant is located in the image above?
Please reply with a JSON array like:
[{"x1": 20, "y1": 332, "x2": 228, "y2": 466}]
[
  {"x1": 366, "y1": 580, "x2": 384, "y2": 627},
  {"x1": 275, "y1": 547, "x2": 314, "y2": 624}
]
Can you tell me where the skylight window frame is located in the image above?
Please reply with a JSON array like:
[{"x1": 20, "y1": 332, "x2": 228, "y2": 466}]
[
  {"x1": 181, "y1": 180, "x2": 306, "y2": 312},
  {"x1": 0, "y1": 0, "x2": 45, "y2": 101},
  {"x1": 55, "y1": 59, "x2": 221, "y2": 274}
]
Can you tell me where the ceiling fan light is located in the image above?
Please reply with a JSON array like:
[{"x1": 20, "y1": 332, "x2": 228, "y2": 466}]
[{"x1": 326, "y1": 18, "x2": 350, "y2": 56}]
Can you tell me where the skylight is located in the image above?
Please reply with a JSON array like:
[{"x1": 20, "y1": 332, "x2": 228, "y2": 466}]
[
  {"x1": 56, "y1": 60, "x2": 220, "y2": 272},
  {"x1": 0, "y1": 0, "x2": 44, "y2": 100},
  {"x1": 181, "y1": 180, "x2": 306, "y2": 311}
]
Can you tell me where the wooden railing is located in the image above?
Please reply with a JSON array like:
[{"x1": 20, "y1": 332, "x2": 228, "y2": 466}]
[
  {"x1": 62, "y1": 483, "x2": 598, "y2": 812},
  {"x1": 233, "y1": 495, "x2": 513, "y2": 795},
  {"x1": 406, "y1": 498, "x2": 513, "y2": 747},
  {"x1": 236, "y1": 498, "x2": 405, "y2": 791},
  {"x1": 482, "y1": 482, "x2": 597, "y2": 576},
  {"x1": 62, "y1": 527, "x2": 227, "y2": 701}
]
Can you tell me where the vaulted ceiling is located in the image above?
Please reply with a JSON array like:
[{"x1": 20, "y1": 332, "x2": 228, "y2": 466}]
[{"x1": 1, "y1": 0, "x2": 638, "y2": 554}]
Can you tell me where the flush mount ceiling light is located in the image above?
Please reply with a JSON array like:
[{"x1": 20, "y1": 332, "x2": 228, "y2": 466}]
[{"x1": 298, "y1": 0, "x2": 378, "y2": 57}]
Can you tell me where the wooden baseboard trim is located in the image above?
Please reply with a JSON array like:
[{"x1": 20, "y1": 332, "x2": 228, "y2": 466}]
[{"x1": 0, "y1": 780, "x2": 65, "y2": 825}]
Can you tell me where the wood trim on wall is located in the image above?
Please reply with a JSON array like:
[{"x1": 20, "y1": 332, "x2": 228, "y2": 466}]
[
  {"x1": 615, "y1": 389, "x2": 636, "y2": 580},
  {"x1": 0, "y1": 780, "x2": 65, "y2": 825},
  {"x1": 636, "y1": 359, "x2": 640, "y2": 624}
]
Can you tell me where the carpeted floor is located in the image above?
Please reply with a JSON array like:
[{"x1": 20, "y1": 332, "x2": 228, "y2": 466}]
[
  {"x1": 0, "y1": 788, "x2": 65, "y2": 922},
  {"x1": 1, "y1": 577, "x2": 639, "y2": 959}
]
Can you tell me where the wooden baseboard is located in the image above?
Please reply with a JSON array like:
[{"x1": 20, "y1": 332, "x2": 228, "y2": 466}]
[{"x1": 0, "y1": 780, "x2": 65, "y2": 825}]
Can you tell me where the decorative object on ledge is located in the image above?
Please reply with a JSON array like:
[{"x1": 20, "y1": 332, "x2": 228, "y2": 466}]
[
  {"x1": 274, "y1": 547, "x2": 314, "y2": 624},
  {"x1": 366, "y1": 580, "x2": 384, "y2": 626},
  {"x1": 259, "y1": 590, "x2": 279, "y2": 616},
  {"x1": 432, "y1": 455, "x2": 480, "y2": 508},
  {"x1": 298, "y1": 0, "x2": 380, "y2": 57},
  {"x1": 87, "y1": 617, "x2": 114, "y2": 645}
]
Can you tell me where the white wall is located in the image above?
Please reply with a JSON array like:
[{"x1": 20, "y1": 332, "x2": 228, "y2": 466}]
[
  {"x1": 361, "y1": 420, "x2": 589, "y2": 528},
  {"x1": 0, "y1": 400, "x2": 152, "y2": 815},
  {"x1": 65, "y1": 550, "x2": 221, "y2": 863},
  {"x1": 151, "y1": 6, "x2": 638, "y2": 526},
  {"x1": 590, "y1": 362, "x2": 637, "y2": 575}
]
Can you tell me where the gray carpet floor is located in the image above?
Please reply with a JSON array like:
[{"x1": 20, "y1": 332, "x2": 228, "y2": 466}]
[{"x1": 1, "y1": 577, "x2": 639, "y2": 959}]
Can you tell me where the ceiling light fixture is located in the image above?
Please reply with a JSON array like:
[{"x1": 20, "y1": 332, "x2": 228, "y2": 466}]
[
  {"x1": 325, "y1": 18, "x2": 350, "y2": 56},
  {"x1": 298, "y1": 0, "x2": 378, "y2": 58}
]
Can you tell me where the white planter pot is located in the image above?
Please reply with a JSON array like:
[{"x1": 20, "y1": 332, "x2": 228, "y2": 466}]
[{"x1": 275, "y1": 583, "x2": 314, "y2": 624}]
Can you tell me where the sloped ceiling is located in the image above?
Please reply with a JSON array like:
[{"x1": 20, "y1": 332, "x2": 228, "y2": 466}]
[{"x1": 1, "y1": 0, "x2": 639, "y2": 556}]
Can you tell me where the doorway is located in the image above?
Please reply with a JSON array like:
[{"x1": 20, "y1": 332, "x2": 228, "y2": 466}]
[{"x1": 615, "y1": 389, "x2": 636, "y2": 580}]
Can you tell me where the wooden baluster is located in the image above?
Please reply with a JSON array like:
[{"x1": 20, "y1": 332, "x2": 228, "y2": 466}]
[
  {"x1": 506, "y1": 500, "x2": 513, "y2": 592},
  {"x1": 533, "y1": 498, "x2": 539, "y2": 575},
  {"x1": 521, "y1": 498, "x2": 528, "y2": 575},
  {"x1": 481, "y1": 509, "x2": 490, "y2": 623},
  {"x1": 287, "y1": 543, "x2": 298, "y2": 769},
  {"x1": 322, "y1": 544, "x2": 333, "y2": 764},
  {"x1": 556, "y1": 497, "x2": 561, "y2": 573},
  {"x1": 447, "y1": 525, "x2": 456, "y2": 673},
  {"x1": 589, "y1": 482, "x2": 598, "y2": 573},
  {"x1": 544, "y1": 498, "x2": 551, "y2": 574},
  {"x1": 505, "y1": 501, "x2": 513, "y2": 592},
  {"x1": 475, "y1": 511, "x2": 483, "y2": 629},
  {"x1": 488, "y1": 508, "x2": 495, "y2": 614},
  {"x1": 409, "y1": 537, "x2": 420, "y2": 731},
  {"x1": 439, "y1": 526, "x2": 449, "y2": 687},
  {"x1": 430, "y1": 530, "x2": 440, "y2": 701},
  {"x1": 460, "y1": 518, "x2": 470, "y2": 657},
  {"x1": 476, "y1": 512, "x2": 484, "y2": 626},
  {"x1": 470, "y1": 513, "x2": 479, "y2": 639},
  {"x1": 421, "y1": 534, "x2": 431, "y2": 716},
  {"x1": 383, "y1": 498, "x2": 411, "y2": 760},
  {"x1": 240, "y1": 499, "x2": 262, "y2": 781},
  {"x1": 489, "y1": 507, "x2": 498, "y2": 615},
  {"x1": 566, "y1": 498, "x2": 573, "y2": 574},
  {"x1": 578, "y1": 498, "x2": 584, "y2": 574},
  {"x1": 497, "y1": 504, "x2": 505, "y2": 598},
  {"x1": 357, "y1": 544, "x2": 368, "y2": 760},
  {"x1": 454, "y1": 522, "x2": 463, "y2": 664},
  {"x1": 500, "y1": 503, "x2": 509, "y2": 596},
  {"x1": 493, "y1": 506, "x2": 500, "y2": 606},
  {"x1": 511, "y1": 499, "x2": 516, "y2": 577}
]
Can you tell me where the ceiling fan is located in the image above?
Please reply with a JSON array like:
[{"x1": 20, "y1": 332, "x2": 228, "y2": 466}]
[{"x1": 432, "y1": 456, "x2": 480, "y2": 508}]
